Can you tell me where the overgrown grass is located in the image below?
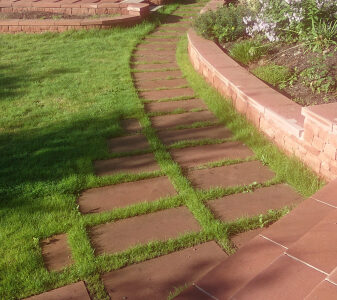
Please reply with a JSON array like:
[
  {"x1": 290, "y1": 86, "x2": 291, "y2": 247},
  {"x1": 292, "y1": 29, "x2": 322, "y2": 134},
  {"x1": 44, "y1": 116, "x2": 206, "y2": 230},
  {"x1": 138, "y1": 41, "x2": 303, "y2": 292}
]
[
  {"x1": 252, "y1": 63, "x2": 292, "y2": 87},
  {"x1": 229, "y1": 39, "x2": 269, "y2": 64}
]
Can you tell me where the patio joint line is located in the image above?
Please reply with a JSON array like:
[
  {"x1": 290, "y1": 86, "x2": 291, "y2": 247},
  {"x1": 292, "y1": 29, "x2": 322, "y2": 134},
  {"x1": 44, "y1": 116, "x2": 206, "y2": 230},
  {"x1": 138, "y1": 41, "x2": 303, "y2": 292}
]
[
  {"x1": 259, "y1": 234, "x2": 288, "y2": 250},
  {"x1": 194, "y1": 283, "x2": 219, "y2": 300},
  {"x1": 311, "y1": 197, "x2": 337, "y2": 209},
  {"x1": 284, "y1": 253, "x2": 329, "y2": 275}
]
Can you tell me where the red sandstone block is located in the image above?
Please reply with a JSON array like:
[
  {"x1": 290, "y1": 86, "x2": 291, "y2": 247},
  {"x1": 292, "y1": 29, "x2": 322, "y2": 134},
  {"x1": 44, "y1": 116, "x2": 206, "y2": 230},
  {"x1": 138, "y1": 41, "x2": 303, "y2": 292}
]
[
  {"x1": 19, "y1": 19, "x2": 55, "y2": 25},
  {"x1": 327, "y1": 135, "x2": 337, "y2": 149},
  {"x1": 32, "y1": 2, "x2": 61, "y2": 7},
  {"x1": 306, "y1": 152, "x2": 322, "y2": 173},
  {"x1": 302, "y1": 103, "x2": 337, "y2": 132},
  {"x1": 97, "y1": 2, "x2": 119, "y2": 8},
  {"x1": 54, "y1": 19, "x2": 82, "y2": 25},
  {"x1": 323, "y1": 143, "x2": 337, "y2": 160},
  {"x1": 312, "y1": 136, "x2": 325, "y2": 151},
  {"x1": 9, "y1": 25, "x2": 21, "y2": 31},
  {"x1": 246, "y1": 103, "x2": 261, "y2": 128},
  {"x1": 0, "y1": 19, "x2": 19, "y2": 25}
]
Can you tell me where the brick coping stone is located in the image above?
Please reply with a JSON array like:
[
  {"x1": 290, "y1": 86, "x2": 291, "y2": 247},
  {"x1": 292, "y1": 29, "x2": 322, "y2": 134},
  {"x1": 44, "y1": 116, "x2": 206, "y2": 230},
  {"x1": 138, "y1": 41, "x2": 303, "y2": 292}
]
[{"x1": 187, "y1": 20, "x2": 337, "y2": 181}]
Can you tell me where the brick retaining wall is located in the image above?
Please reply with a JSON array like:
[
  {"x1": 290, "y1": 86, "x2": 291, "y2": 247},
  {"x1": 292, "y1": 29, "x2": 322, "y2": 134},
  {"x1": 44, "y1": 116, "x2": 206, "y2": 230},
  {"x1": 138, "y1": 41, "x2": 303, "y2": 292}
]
[{"x1": 187, "y1": 28, "x2": 337, "y2": 181}]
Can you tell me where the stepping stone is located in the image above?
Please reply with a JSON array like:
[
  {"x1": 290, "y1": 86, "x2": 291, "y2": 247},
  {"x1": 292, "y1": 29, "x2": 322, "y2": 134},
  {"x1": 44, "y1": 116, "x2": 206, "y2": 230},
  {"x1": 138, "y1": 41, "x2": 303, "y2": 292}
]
[
  {"x1": 151, "y1": 111, "x2": 217, "y2": 130},
  {"x1": 157, "y1": 26, "x2": 189, "y2": 33},
  {"x1": 132, "y1": 56, "x2": 176, "y2": 64},
  {"x1": 150, "y1": 30, "x2": 185, "y2": 37},
  {"x1": 158, "y1": 126, "x2": 232, "y2": 145},
  {"x1": 145, "y1": 98, "x2": 206, "y2": 113},
  {"x1": 107, "y1": 134, "x2": 150, "y2": 153},
  {"x1": 133, "y1": 70, "x2": 182, "y2": 81},
  {"x1": 121, "y1": 118, "x2": 141, "y2": 134},
  {"x1": 143, "y1": 37, "x2": 179, "y2": 43},
  {"x1": 90, "y1": 207, "x2": 201, "y2": 254},
  {"x1": 170, "y1": 142, "x2": 254, "y2": 168},
  {"x1": 78, "y1": 176, "x2": 176, "y2": 214},
  {"x1": 133, "y1": 53, "x2": 176, "y2": 61},
  {"x1": 231, "y1": 228, "x2": 265, "y2": 249},
  {"x1": 140, "y1": 88, "x2": 195, "y2": 101},
  {"x1": 94, "y1": 153, "x2": 160, "y2": 176},
  {"x1": 208, "y1": 184, "x2": 304, "y2": 221},
  {"x1": 133, "y1": 62, "x2": 179, "y2": 71},
  {"x1": 187, "y1": 161, "x2": 275, "y2": 190},
  {"x1": 134, "y1": 49, "x2": 176, "y2": 57},
  {"x1": 40, "y1": 234, "x2": 72, "y2": 272},
  {"x1": 24, "y1": 282, "x2": 91, "y2": 300},
  {"x1": 137, "y1": 43, "x2": 177, "y2": 51},
  {"x1": 101, "y1": 242, "x2": 228, "y2": 299},
  {"x1": 136, "y1": 78, "x2": 188, "y2": 90}
]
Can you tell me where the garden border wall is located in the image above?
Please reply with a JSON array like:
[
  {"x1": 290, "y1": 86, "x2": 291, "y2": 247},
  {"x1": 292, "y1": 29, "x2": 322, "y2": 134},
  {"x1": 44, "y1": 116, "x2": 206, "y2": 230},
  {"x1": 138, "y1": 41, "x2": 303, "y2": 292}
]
[
  {"x1": 187, "y1": 27, "x2": 337, "y2": 181},
  {"x1": 0, "y1": 2, "x2": 149, "y2": 33}
]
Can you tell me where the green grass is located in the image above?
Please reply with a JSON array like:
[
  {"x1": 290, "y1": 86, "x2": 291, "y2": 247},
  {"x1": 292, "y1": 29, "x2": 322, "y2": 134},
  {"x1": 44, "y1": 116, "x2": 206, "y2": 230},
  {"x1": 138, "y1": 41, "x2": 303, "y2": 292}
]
[
  {"x1": 229, "y1": 39, "x2": 269, "y2": 65},
  {"x1": 0, "y1": 2, "x2": 324, "y2": 299},
  {"x1": 252, "y1": 63, "x2": 292, "y2": 87}
]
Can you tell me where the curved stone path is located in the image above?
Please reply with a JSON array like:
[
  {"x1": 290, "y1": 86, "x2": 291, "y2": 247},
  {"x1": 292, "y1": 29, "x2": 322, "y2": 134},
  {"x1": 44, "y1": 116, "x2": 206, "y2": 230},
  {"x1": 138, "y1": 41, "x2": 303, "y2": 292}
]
[{"x1": 25, "y1": 2, "x2": 307, "y2": 300}]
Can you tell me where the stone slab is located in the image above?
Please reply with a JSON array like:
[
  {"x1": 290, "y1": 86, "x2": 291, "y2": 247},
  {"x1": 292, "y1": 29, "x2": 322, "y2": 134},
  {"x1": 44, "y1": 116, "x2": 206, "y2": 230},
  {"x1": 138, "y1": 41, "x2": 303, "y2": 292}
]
[
  {"x1": 174, "y1": 285, "x2": 211, "y2": 300},
  {"x1": 134, "y1": 48, "x2": 176, "y2": 57},
  {"x1": 94, "y1": 153, "x2": 160, "y2": 176},
  {"x1": 151, "y1": 111, "x2": 217, "y2": 130},
  {"x1": 158, "y1": 126, "x2": 231, "y2": 145},
  {"x1": 133, "y1": 62, "x2": 179, "y2": 71},
  {"x1": 145, "y1": 98, "x2": 206, "y2": 113},
  {"x1": 195, "y1": 236, "x2": 284, "y2": 299},
  {"x1": 134, "y1": 70, "x2": 182, "y2": 81},
  {"x1": 107, "y1": 134, "x2": 149, "y2": 153},
  {"x1": 187, "y1": 161, "x2": 275, "y2": 190},
  {"x1": 143, "y1": 37, "x2": 179, "y2": 43},
  {"x1": 287, "y1": 209, "x2": 337, "y2": 274},
  {"x1": 78, "y1": 176, "x2": 177, "y2": 214},
  {"x1": 90, "y1": 207, "x2": 201, "y2": 254},
  {"x1": 232, "y1": 255, "x2": 325, "y2": 299},
  {"x1": 311, "y1": 179, "x2": 337, "y2": 207},
  {"x1": 261, "y1": 198, "x2": 335, "y2": 249},
  {"x1": 140, "y1": 87, "x2": 195, "y2": 101},
  {"x1": 208, "y1": 184, "x2": 304, "y2": 222},
  {"x1": 101, "y1": 242, "x2": 227, "y2": 299},
  {"x1": 305, "y1": 280, "x2": 337, "y2": 300},
  {"x1": 170, "y1": 142, "x2": 253, "y2": 168},
  {"x1": 136, "y1": 78, "x2": 188, "y2": 90},
  {"x1": 24, "y1": 282, "x2": 91, "y2": 300},
  {"x1": 231, "y1": 228, "x2": 265, "y2": 249},
  {"x1": 121, "y1": 118, "x2": 141, "y2": 134},
  {"x1": 40, "y1": 234, "x2": 72, "y2": 272}
]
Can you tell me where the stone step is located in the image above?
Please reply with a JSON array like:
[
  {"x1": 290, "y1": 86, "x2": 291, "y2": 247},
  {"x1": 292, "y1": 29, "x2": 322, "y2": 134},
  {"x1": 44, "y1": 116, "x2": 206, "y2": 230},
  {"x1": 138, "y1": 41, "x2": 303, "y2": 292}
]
[
  {"x1": 145, "y1": 98, "x2": 206, "y2": 113},
  {"x1": 133, "y1": 62, "x2": 179, "y2": 71},
  {"x1": 136, "y1": 78, "x2": 188, "y2": 90},
  {"x1": 133, "y1": 70, "x2": 183, "y2": 81},
  {"x1": 140, "y1": 87, "x2": 195, "y2": 101}
]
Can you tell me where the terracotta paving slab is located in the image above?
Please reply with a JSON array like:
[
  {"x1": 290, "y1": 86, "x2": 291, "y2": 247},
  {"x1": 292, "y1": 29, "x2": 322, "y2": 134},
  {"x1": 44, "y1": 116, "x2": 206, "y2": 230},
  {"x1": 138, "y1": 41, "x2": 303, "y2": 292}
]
[
  {"x1": 187, "y1": 161, "x2": 275, "y2": 190},
  {"x1": 145, "y1": 98, "x2": 206, "y2": 113},
  {"x1": 305, "y1": 280, "x2": 337, "y2": 300},
  {"x1": 231, "y1": 228, "x2": 265, "y2": 249},
  {"x1": 90, "y1": 207, "x2": 201, "y2": 254},
  {"x1": 136, "y1": 78, "x2": 188, "y2": 90},
  {"x1": 133, "y1": 53, "x2": 177, "y2": 61},
  {"x1": 158, "y1": 126, "x2": 231, "y2": 145},
  {"x1": 311, "y1": 179, "x2": 337, "y2": 207},
  {"x1": 170, "y1": 142, "x2": 254, "y2": 168},
  {"x1": 151, "y1": 111, "x2": 217, "y2": 130},
  {"x1": 137, "y1": 42, "x2": 177, "y2": 50},
  {"x1": 261, "y1": 198, "x2": 335, "y2": 249},
  {"x1": 78, "y1": 176, "x2": 177, "y2": 214},
  {"x1": 143, "y1": 37, "x2": 179, "y2": 43},
  {"x1": 133, "y1": 70, "x2": 182, "y2": 81},
  {"x1": 194, "y1": 236, "x2": 284, "y2": 299},
  {"x1": 107, "y1": 134, "x2": 149, "y2": 153},
  {"x1": 121, "y1": 118, "x2": 141, "y2": 134},
  {"x1": 174, "y1": 285, "x2": 210, "y2": 300},
  {"x1": 101, "y1": 242, "x2": 227, "y2": 299},
  {"x1": 134, "y1": 49, "x2": 176, "y2": 57},
  {"x1": 94, "y1": 153, "x2": 160, "y2": 176},
  {"x1": 208, "y1": 184, "x2": 304, "y2": 222},
  {"x1": 132, "y1": 56, "x2": 176, "y2": 64},
  {"x1": 140, "y1": 87, "x2": 195, "y2": 101},
  {"x1": 232, "y1": 255, "x2": 325, "y2": 299},
  {"x1": 287, "y1": 209, "x2": 337, "y2": 274},
  {"x1": 25, "y1": 282, "x2": 91, "y2": 300},
  {"x1": 132, "y1": 62, "x2": 179, "y2": 71},
  {"x1": 150, "y1": 30, "x2": 185, "y2": 37},
  {"x1": 40, "y1": 234, "x2": 72, "y2": 271}
]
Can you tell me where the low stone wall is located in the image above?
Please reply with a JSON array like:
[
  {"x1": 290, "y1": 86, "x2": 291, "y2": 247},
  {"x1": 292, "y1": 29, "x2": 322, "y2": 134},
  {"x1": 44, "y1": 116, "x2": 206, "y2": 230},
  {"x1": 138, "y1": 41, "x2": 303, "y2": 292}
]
[
  {"x1": 0, "y1": 3, "x2": 149, "y2": 33},
  {"x1": 187, "y1": 28, "x2": 337, "y2": 181}
]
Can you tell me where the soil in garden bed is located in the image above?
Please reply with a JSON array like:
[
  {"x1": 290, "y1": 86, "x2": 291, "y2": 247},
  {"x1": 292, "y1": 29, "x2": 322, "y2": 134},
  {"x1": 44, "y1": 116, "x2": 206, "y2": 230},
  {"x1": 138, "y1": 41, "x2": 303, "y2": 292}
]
[
  {"x1": 221, "y1": 41, "x2": 337, "y2": 106},
  {"x1": 0, "y1": 11, "x2": 120, "y2": 20}
]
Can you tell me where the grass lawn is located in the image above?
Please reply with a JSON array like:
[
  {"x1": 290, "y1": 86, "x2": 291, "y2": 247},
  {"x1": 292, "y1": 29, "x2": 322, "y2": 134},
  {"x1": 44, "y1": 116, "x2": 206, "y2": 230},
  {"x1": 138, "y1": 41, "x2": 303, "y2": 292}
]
[{"x1": 0, "y1": 1, "x2": 323, "y2": 299}]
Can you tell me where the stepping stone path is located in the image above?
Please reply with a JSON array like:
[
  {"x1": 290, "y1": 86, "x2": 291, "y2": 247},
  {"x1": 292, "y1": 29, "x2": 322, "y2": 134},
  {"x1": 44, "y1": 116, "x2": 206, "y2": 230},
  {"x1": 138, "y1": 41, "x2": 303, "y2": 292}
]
[{"x1": 28, "y1": 3, "x2": 306, "y2": 299}]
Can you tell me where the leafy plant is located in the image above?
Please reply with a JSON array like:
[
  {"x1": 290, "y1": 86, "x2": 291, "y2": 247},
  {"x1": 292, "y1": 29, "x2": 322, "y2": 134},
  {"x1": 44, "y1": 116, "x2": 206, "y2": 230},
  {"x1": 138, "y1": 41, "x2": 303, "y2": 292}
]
[
  {"x1": 252, "y1": 63, "x2": 292, "y2": 88},
  {"x1": 193, "y1": 4, "x2": 246, "y2": 42},
  {"x1": 229, "y1": 39, "x2": 269, "y2": 64}
]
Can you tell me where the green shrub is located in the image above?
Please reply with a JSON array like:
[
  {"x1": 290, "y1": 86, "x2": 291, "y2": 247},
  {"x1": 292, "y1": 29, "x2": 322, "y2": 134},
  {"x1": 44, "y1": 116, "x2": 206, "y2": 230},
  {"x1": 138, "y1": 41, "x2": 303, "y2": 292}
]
[
  {"x1": 193, "y1": 4, "x2": 246, "y2": 42},
  {"x1": 252, "y1": 64, "x2": 292, "y2": 87},
  {"x1": 229, "y1": 39, "x2": 269, "y2": 64}
]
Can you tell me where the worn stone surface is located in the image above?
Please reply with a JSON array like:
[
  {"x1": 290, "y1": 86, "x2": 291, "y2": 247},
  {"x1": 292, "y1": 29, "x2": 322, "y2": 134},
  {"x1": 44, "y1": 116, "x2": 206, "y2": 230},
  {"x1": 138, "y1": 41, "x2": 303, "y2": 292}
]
[
  {"x1": 101, "y1": 242, "x2": 227, "y2": 299},
  {"x1": 90, "y1": 207, "x2": 201, "y2": 254},
  {"x1": 151, "y1": 111, "x2": 217, "y2": 130},
  {"x1": 145, "y1": 99, "x2": 206, "y2": 113},
  {"x1": 121, "y1": 118, "x2": 141, "y2": 134},
  {"x1": 158, "y1": 126, "x2": 232, "y2": 145},
  {"x1": 208, "y1": 184, "x2": 304, "y2": 221},
  {"x1": 133, "y1": 70, "x2": 182, "y2": 81},
  {"x1": 187, "y1": 161, "x2": 275, "y2": 190},
  {"x1": 94, "y1": 153, "x2": 160, "y2": 176},
  {"x1": 140, "y1": 87, "x2": 195, "y2": 101},
  {"x1": 24, "y1": 282, "x2": 91, "y2": 300},
  {"x1": 40, "y1": 234, "x2": 72, "y2": 272},
  {"x1": 170, "y1": 142, "x2": 254, "y2": 168},
  {"x1": 231, "y1": 228, "x2": 265, "y2": 249},
  {"x1": 107, "y1": 134, "x2": 149, "y2": 153},
  {"x1": 78, "y1": 176, "x2": 177, "y2": 214},
  {"x1": 132, "y1": 62, "x2": 179, "y2": 71},
  {"x1": 136, "y1": 78, "x2": 189, "y2": 90}
]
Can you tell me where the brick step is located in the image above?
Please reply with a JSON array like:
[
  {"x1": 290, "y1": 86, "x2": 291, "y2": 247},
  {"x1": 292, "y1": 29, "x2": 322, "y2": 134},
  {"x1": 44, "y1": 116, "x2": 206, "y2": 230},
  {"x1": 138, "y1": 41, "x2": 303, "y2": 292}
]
[{"x1": 177, "y1": 180, "x2": 337, "y2": 299}]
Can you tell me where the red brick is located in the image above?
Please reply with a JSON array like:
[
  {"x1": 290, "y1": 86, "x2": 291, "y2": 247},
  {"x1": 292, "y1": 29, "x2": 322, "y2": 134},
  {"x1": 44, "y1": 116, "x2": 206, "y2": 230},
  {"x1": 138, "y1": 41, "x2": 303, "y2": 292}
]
[{"x1": 323, "y1": 143, "x2": 337, "y2": 160}]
